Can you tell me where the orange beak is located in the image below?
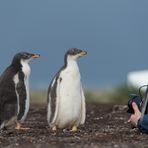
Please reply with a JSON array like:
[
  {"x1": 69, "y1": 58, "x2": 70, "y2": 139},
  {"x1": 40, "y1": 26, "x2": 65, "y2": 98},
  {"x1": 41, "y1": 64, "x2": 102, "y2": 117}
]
[
  {"x1": 80, "y1": 51, "x2": 87, "y2": 56},
  {"x1": 32, "y1": 54, "x2": 40, "y2": 58}
]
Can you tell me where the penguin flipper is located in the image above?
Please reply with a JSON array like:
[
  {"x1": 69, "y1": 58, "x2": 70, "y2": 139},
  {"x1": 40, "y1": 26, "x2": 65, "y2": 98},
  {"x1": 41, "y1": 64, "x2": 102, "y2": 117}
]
[
  {"x1": 16, "y1": 71, "x2": 26, "y2": 121},
  {"x1": 47, "y1": 75, "x2": 61, "y2": 126},
  {"x1": 80, "y1": 85, "x2": 86, "y2": 125}
]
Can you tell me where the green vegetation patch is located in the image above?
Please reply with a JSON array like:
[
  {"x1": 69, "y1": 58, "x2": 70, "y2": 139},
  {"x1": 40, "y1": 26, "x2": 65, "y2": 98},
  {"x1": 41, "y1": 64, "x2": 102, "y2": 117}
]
[{"x1": 30, "y1": 84, "x2": 140, "y2": 104}]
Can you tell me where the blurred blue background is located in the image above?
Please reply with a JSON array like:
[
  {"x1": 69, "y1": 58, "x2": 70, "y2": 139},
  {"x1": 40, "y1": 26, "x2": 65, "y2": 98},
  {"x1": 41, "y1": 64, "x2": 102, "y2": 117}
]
[{"x1": 0, "y1": 0, "x2": 148, "y2": 90}]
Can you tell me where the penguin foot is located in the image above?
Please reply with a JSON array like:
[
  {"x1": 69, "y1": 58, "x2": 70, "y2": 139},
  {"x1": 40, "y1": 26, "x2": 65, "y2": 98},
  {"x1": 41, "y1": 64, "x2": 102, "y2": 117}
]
[
  {"x1": 52, "y1": 125, "x2": 58, "y2": 132},
  {"x1": 15, "y1": 127, "x2": 30, "y2": 131},
  {"x1": 71, "y1": 125, "x2": 77, "y2": 132},
  {"x1": 15, "y1": 122, "x2": 30, "y2": 131}
]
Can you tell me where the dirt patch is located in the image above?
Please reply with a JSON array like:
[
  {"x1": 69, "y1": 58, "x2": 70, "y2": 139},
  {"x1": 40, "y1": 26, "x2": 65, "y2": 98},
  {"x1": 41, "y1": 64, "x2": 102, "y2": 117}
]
[{"x1": 0, "y1": 103, "x2": 148, "y2": 148}]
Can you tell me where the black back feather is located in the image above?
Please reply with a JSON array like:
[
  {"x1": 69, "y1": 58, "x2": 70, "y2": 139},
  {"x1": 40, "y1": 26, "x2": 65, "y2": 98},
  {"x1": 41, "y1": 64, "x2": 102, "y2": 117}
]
[{"x1": 0, "y1": 64, "x2": 21, "y2": 126}]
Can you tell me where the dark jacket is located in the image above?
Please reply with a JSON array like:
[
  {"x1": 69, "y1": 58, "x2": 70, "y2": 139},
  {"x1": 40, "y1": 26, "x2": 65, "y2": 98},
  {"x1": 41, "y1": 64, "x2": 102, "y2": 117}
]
[{"x1": 138, "y1": 116, "x2": 148, "y2": 134}]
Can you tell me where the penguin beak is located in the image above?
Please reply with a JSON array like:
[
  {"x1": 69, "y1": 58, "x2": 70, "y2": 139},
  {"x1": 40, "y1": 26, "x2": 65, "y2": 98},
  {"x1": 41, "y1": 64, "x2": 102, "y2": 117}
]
[
  {"x1": 80, "y1": 51, "x2": 87, "y2": 56},
  {"x1": 32, "y1": 54, "x2": 40, "y2": 58}
]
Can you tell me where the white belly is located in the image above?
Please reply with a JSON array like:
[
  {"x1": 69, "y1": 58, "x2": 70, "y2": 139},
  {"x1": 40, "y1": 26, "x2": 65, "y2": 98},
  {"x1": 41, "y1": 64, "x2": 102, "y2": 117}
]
[
  {"x1": 21, "y1": 77, "x2": 30, "y2": 121},
  {"x1": 20, "y1": 60, "x2": 31, "y2": 121},
  {"x1": 57, "y1": 69, "x2": 82, "y2": 128}
]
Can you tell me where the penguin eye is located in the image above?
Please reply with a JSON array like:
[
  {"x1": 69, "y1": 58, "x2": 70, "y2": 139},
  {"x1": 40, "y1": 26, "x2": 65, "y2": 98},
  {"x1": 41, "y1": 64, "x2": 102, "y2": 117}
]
[
  {"x1": 23, "y1": 54, "x2": 28, "y2": 58},
  {"x1": 22, "y1": 53, "x2": 30, "y2": 59},
  {"x1": 73, "y1": 49, "x2": 82, "y2": 55},
  {"x1": 72, "y1": 49, "x2": 79, "y2": 55},
  {"x1": 68, "y1": 48, "x2": 82, "y2": 56}
]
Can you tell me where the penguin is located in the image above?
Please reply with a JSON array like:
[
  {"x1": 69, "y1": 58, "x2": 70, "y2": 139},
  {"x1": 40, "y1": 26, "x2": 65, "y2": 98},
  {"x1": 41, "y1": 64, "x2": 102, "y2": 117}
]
[
  {"x1": 0, "y1": 52, "x2": 40, "y2": 130},
  {"x1": 47, "y1": 48, "x2": 87, "y2": 132}
]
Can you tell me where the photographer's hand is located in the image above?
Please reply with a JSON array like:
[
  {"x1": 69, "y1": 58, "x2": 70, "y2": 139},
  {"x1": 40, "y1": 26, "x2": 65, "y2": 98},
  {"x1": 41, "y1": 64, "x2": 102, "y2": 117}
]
[{"x1": 128, "y1": 102, "x2": 141, "y2": 127}]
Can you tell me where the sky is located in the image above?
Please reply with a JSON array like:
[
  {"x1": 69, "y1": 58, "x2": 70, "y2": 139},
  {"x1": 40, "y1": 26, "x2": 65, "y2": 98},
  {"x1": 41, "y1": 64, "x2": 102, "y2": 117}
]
[{"x1": 0, "y1": 1, "x2": 148, "y2": 90}]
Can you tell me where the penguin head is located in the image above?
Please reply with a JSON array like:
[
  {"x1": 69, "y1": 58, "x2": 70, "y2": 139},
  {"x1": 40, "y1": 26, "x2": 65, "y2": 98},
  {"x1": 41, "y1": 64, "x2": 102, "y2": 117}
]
[
  {"x1": 12, "y1": 52, "x2": 40, "y2": 65},
  {"x1": 65, "y1": 48, "x2": 87, "y2": 61}
]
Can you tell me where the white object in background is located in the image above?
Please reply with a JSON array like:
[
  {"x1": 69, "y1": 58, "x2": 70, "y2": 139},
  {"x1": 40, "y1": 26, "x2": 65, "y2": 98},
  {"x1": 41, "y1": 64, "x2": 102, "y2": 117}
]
[{"x1": 127, "y1": 70, "x2": 148, "y2": 88}]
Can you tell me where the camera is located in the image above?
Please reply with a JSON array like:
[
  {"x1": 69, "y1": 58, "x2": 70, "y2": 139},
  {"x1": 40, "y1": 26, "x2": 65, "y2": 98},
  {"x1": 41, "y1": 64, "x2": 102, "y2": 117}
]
[
  {"x1": 127, "y1": 94, "x2": 142, "y2": 113},
  {"x1": 127, "y1": 85, "x2": 148, "y2": 114}
]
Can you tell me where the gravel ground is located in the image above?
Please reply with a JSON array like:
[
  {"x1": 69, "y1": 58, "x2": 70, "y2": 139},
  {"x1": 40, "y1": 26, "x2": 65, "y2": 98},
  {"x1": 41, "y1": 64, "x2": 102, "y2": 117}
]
[{"x1": 0, "y1": 103, "x2": 148, "y2": 148}]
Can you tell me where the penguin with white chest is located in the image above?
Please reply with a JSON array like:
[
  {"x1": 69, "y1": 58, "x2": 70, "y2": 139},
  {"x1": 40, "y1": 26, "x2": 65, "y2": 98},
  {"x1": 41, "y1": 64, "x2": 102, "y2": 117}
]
[
  {"x1": 47, "y1": 48, "x2": 87, "y2": 132},
  {"x1": 0, "y1": 52, "x2": 40, "y2": 130}
]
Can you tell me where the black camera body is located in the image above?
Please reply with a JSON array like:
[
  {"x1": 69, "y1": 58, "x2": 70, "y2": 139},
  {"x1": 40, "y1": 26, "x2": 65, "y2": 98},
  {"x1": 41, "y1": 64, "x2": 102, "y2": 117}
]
[
  {"x1": 127, "y1": 85, "x2": 148, "y2": 115},
  {"x1": 127, "y1": 94, "x2": 142, "y2": 114}
]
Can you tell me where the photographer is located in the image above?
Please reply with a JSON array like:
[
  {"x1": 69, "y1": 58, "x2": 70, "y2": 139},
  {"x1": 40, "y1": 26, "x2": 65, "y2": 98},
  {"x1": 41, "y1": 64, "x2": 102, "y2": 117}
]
[{"x1": 129, "y1": 102, "x2": 148, "y2": 133}]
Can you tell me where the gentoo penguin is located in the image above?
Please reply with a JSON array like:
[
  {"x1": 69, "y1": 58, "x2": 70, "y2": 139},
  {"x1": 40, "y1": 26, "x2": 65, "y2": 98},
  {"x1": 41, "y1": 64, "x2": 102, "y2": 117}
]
[
  {"x1": 0, "y1": 52, "x2": 40, "y2": 130},
  {"x1": 47, "y1": 48, "x2": 87, "y2": 132}
]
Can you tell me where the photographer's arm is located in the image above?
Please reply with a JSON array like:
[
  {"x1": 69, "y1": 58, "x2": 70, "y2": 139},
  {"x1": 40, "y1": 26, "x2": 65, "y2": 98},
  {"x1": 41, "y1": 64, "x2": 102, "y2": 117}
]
[
  {"x1": 129, "y1": 102, "x2": 148, "y2": 133},
  {"x1": 138, "y1": 115, "x2": 148, "y2": 134},
  {"x1": 128, "y1": 102, "x2": 141, "y2": 127}
]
